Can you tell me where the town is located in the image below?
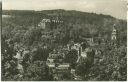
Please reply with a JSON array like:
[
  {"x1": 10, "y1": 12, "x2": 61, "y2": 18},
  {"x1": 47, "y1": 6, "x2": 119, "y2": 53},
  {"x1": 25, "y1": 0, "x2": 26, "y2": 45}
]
[{"x1": 2, "y1": 9, "x2": 127, "y2": 81}]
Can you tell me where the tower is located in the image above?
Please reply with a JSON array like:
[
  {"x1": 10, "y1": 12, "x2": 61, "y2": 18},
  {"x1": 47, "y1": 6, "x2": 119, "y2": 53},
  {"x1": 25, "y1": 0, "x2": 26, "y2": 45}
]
[{"x1": 111, "y1": 24, "x2": 117, "y2": 40}]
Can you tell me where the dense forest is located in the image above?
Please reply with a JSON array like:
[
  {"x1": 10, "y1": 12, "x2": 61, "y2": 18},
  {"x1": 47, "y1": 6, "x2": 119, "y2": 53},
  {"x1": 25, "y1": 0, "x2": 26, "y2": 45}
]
[{"x1": 2, "y1": 9, "x2": 127, "y2": 81}]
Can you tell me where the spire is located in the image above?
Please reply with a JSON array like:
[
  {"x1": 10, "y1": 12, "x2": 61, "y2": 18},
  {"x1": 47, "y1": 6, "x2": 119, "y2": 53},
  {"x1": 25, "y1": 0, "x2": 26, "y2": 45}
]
[{"x1": 113, "y1": 24, "x2": 116, "y2": 30}]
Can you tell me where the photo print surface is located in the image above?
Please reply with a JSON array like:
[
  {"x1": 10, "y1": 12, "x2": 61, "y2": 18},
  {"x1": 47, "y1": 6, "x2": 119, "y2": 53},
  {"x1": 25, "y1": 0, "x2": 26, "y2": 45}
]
[{"x1": 1, "y1": 0, "x2": 127, "y2": 81}]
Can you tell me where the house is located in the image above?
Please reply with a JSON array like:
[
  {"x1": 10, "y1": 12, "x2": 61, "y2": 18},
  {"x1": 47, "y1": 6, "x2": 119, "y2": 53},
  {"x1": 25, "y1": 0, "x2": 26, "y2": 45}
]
[
  {"x1": 56, "y1": 63, "x2": 70, "y2": 69},
  {"x1": 71, "y1": 69, "x2": 76, "y2": 75},
  {"x1": 14, "y1": 51, "x2": 24, "y2": 74},
  {"x1": 46, "y1": 51, "x2": 71, "y2": 80},
  {"x1": 55, "y1": 63, "x2": 71, "y2": 80},
  {"x1": 47, "y1": 62, "x2": 71, "y2": 80},
  {"x1": 47, "y1": 52, "x2": 64, "y2": 64},
  {"x1": 71, "y1": 43, "x2": 81, "y2": 51},
  {"x1": 14, "y1": 51, "x2": 23, "y2": 63}
]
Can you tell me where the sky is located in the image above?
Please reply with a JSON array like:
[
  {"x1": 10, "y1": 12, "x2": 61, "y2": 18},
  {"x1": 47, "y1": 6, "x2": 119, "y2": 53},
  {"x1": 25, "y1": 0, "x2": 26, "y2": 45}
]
[{"x1": 2, "y1": 0, "x2": 127, "y2": 19}]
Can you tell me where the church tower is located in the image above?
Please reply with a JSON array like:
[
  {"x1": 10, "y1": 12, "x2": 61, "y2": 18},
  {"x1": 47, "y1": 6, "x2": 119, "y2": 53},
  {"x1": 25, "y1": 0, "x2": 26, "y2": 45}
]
[{"x1": 111, "y1": 24, "x2": 117, "y2": 40}]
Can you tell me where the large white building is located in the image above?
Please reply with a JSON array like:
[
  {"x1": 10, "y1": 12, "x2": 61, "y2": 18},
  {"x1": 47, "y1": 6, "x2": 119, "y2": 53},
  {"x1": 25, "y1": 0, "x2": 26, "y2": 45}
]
[{"x1": 38, "y1": 18, "x2": 63, "y2": 29}]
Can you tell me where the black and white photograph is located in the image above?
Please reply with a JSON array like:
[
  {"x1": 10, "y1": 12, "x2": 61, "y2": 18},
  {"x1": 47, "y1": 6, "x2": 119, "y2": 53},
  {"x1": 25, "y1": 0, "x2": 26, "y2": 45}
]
[{"x1": 1, "y1": 0, "x2": 127, "y2": 81}]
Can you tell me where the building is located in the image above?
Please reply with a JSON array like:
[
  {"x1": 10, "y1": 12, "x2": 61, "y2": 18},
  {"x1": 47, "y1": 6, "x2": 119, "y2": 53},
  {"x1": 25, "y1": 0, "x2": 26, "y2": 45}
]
[
  {"x1": 111, "y1": 24, "x2": 118, "y2": 45},
  {"x1": 38, "y1": 18, "x2": 63, "y2": 29},
  {"x1": 38, "y1": 19, "x2": 51, "y2": 29},
  {"x1": 47, "y1": 60, "x2": 71, "y2": 80},
  {"x1": 111, "y1": 24, "x2": 117, "y2": 40},
  {"x1": 55, "y1": 63, "x2": 71, "y2": 80},
  {"x1": 46, "y1": 50, "x2": 71, "y2": 80},
  {"x1": 14, "y1": 49, "x2": 29, "y2": 74},
  {"x1": 56, "y1": 63, "x2": 70, "y2": 73},
  {"x1": 14, "y1": 51, "x2": 24, "y2": 74},
  {"x1": 47, "y1": 52, "x2": 64, "y2": 64},
  {"x1": 67, "y1": 42, "x2": 90, "y2": 63},
  {"x1": 82, "y1": 37, "x2": 94, "y2": 46}
]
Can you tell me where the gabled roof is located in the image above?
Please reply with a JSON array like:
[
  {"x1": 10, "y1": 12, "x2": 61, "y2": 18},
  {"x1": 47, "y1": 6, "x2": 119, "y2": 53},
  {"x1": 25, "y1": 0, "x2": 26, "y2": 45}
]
[
  {"x1": 14, "y1": 52, "x2": 23, "y2": 60},
  {"x1": 47, "y1": 63, "x2": 55, "y2": 67},
  {"x1": 57, "y1": 63, "x2": 70, "y2": 68}
]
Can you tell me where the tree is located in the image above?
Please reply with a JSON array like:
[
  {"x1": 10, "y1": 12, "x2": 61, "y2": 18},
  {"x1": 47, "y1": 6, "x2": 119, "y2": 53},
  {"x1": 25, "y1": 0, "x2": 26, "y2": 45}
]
[
  {"x1": 75, "y1": 48, "x2": 95, "y2": 79},
  {"x1": 31, "y1": 47, "x2": 49, "y2": 62},
  {"x1": 87, "y1": 44, "x2": 127, "y2": 81},
  {"x1": 23, "y1": 61, "x2": 52, "y2": 81},
  {"x1": 1, "y1": 36, "x2": 18, "y2": 81},
  {"x1": 64, "y1": 49, "x2": 78, "y2": 68}
]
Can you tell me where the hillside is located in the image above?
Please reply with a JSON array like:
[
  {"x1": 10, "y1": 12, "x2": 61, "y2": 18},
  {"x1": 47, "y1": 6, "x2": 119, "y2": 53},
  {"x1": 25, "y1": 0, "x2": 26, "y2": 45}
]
[
  {"x1": 2, "y1": 9, "x2": 127, "y2": 81},
  {"x1": 2, "y1": 9, "x2": 127, "y2": 43},
  {"x1": 2, "y1": 9, "x2": 115, "y2": 25}
]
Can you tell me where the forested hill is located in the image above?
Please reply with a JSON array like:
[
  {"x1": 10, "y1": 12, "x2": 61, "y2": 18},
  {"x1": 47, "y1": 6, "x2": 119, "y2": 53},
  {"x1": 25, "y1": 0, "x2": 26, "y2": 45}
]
[
  {"x1": 3, "y1": 9, "x2": 115, "y2": 24},
  {"x1": 2, "y1": 9, "x2": 127, "y2": 81},
  {"x1": 2, "y1": 9, "x2": 125, "y2": 26},
  {"x1": 2, "y1": 9, "x2": 127, "y2": 44}
]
